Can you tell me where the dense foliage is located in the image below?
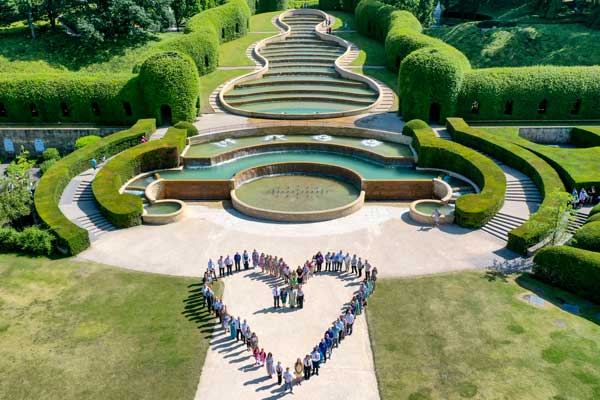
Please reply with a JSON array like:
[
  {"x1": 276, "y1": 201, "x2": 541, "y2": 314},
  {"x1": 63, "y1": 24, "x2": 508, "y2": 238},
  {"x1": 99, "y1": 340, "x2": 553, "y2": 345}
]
[
  {"x1": 93, "y1": 127, "x2": 186, "y2": 227},
  {"x1": 138, "y1": 52, "x2": 200, "y2": 125},
  {"x1": 0, "y1": 226, "x2": 54, "y2": 255},
  {"x1": 533, "y1": 245, "x2": 600, "y2": 304},
  {"x1": 570, "y1": 221, "x2": 600, "y2": 252},
  {"x1": 411, "y1": 121, "x2": 505, "y2": 227},
  {"x1": 0, "y1": 172, "x2": 33, "y2": 226},
  {"x1": 447, "y1": 118, "x2": 567, "y2": 254},
  {"x1": 34, "y1": 119, "x2": 155, "y2": 255}
]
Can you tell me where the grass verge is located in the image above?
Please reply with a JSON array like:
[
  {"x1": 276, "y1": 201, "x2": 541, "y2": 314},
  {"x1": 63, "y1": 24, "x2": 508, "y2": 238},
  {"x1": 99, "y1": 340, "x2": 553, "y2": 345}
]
[{"x1": 199, "y1": 69, "x2": 250, "y2": 113}]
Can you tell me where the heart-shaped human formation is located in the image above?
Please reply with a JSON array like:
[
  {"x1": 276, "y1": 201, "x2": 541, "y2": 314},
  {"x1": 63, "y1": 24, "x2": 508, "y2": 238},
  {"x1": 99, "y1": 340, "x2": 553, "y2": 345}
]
[{"x1": 198, "y1": 250, "x2": 378, "y2": 392}]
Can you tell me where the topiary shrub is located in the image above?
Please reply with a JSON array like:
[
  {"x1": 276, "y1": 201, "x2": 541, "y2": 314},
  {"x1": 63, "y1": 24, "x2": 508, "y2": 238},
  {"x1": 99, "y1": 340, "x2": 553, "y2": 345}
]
[
  {"x1": 159, "y1": 33, "x2": 219, "y2": 75},
  {"x1": 92, "y1": 127, "x2": 186, "y2": 227},
  {"x1": 399, "y1": 47, "x2": 470, "y2": 123},
  {"x1": 412, "y1": 122, "x2": 505, "y2": 227},
  {"x1": 0, "y1": 73, "x2": 144, "y2": 124},
  {"x1": 570, "y1": 221, "x2": 600, "y2": 252},
  {"x1": 34, "y1": 119, "x2": 155, "y2": 255},
  {"x1": 533, "y1": 245, "x2": 600, "y2": 304},
  {"x1": 139, "y1": 52, "x2": 200, "y2": 125},
  {"x1": 402, "y1": 119, "x2": 429, "y2": 137},
  {"x1": 0, "y1": 228, "x2": 18, "y2": 252},
  {"x1": 174, "y1": 121, "x2": 199, "y2": 137},
  {"x1": 75, "y1": 135, "x2": 102, "y2": 150}
]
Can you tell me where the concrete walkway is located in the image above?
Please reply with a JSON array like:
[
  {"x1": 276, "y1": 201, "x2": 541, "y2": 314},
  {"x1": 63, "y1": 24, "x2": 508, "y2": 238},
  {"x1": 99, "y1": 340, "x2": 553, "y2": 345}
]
[{"x1": 195, "y1": 269, "x2": 378, "y2": 400}]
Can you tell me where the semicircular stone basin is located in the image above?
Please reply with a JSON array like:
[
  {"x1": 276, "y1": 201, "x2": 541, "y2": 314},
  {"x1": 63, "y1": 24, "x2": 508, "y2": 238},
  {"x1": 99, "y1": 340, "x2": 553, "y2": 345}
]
[
  {"x1": 231, "y1": 162, "x2": 365, "y2": 222},
  {"x1": 409, "y1": 199, "x2": 455, "y2": 225},
  {"x1": 221, "y1": 11, "x2": 379, "y2": 117},
  {"x1": 142, "y1": 200, "x2": 185, "y2": 225}
]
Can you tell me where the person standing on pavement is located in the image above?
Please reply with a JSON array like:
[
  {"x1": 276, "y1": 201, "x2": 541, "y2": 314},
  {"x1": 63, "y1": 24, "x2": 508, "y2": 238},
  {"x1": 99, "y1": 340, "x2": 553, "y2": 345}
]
[
  {"x1": 344, "y1": 252, "x2": 351, "y2": 272},
  {"x1": 365, "y1": 259, "x2": 372, "y2": 281},
  {"x1": 234, "y1": 252, "x2": 241, "y2": 272},
  {"x1": 351, "y1": 254, "x2": 358, "y2": 275},
  {"x1": 218, "y1": 256, "x2": 225, "y2": 278},
  {"x1": 297, "y1": 286, "x2": 304, "y2": 309},
  {"x1": 357, "y1": 257, "x2": 364, "y2": 278},
  {"x1": 303, "y1": 354, "x2": 312, "y2": 381},
  {"x1": 276, "y1": 361, "x2": 283, "y2": 385},
  {"x1": 283, "y1": 368, "x2": 294, "y2": 393},
  {"x1": 272, "y1": 285, "x2": 280, "y2": 308},
  {"x1": 311, "y1": 347, "x2": 321, "y2": 376},
  {"x1": 225, "y1": 255, "x2": 233, "y2": 276},
  {"x1": 243, "y1": 250, "x2": 250, "y2": 270}
]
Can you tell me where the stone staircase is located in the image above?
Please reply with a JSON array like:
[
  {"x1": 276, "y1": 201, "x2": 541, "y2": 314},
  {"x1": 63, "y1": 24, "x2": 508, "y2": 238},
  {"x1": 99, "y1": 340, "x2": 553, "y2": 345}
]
[
  {"x1": 245, "y1": 42, "x2": 264, "y2": 68},
  {"x1": 59, "y1": 166, "x2": 117, "y2": 241},
  {"x1": 339, "y1": 44, "x2": 360, "y2": 66},
  {"x1": 505, "y1": 179, "x2": 543, "y2": 203},
  {"x1": 370, "y1": 78, "x2": 396, "y2": 113},
  {"x1": 567, "y1": 208, "x2": 592, "y2": 235},
  {"x1": 481, "y1": 212, "x2": 527, "y2": 241}
]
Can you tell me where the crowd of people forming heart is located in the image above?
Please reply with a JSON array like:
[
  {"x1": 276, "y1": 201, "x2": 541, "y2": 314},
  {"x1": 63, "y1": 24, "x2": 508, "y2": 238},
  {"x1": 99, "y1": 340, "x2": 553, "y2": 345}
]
[{"x1": 199, "y1": 249, "x2": 378, "y2": 393}]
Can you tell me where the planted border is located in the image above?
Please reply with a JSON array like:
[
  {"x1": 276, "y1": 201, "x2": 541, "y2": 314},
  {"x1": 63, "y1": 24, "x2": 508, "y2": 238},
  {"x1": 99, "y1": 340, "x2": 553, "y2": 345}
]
[
  {"x1": 92, "y1": 127, "x2": 187, "y2": 228},
  {"x1": 447, "y1": 118, "x2": 567, "y2": 254},
  {"x1": 34, "y1": 119, "x2": 156, "y2": 255},
  {"x1": 411, "y1": 121, "x2": 505, "y2": 228}
]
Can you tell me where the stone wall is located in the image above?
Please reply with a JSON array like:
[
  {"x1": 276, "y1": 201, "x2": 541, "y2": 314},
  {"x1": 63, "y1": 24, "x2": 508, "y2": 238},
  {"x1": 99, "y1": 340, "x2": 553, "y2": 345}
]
[
  {"x1": 518, "y1": 127, "x2": 572, "y2": 144},
  {"x1": 363, "y1": 179, "x2": 433, "y2": 200},
  {"x1": 162, "y1": 179, "x2": 233, "y2": 200},
  {"x1": 0, "y1": 126, "x2": 122, "y2": 157}
]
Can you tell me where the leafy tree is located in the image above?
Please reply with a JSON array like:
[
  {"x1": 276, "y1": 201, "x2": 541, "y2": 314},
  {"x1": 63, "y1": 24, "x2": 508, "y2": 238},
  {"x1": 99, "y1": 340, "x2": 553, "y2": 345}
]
[
  {"x1": 43, "y1": 0, "x2": 65, "y2": 29},
  {"x1": 16, "y1": 0, "x2": 44, "y2": 39},
  {"x1": 171, "y1": 0, "x2": 199, "y2": 31},
  {"x1": 6, "y1": 146, "x2": 35, "y2": 177},
  {"x1": 62, "y1": 0, "x2": 174, "y2": 44},
  {"x1": 0, "y1": 0, "x2": 20, "y2": 27},
  {"x1": 534, "y1": 0, "x2": 564, "y2": 19},
  {"x1": 0, "y1": 172, "x2": 33, "y2": 226}
]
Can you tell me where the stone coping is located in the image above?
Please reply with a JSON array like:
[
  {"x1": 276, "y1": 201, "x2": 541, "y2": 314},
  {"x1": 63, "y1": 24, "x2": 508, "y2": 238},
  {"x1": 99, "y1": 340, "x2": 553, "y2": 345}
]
[
  {"x1": 416, "y1": 167, "x2": 480, "y2": 194},
  {"x1": 409, "y1": 199, "x2": 455, "y2": 225},
  {"x1": 218, "y1": 9, "x2": 383, "y2": 119},
  {"x1": 141, "y1": 199, "x2": 186, "y2": 225},
  {"x1": 183, "y1": 141, "x2": 414, "y2": 167}
]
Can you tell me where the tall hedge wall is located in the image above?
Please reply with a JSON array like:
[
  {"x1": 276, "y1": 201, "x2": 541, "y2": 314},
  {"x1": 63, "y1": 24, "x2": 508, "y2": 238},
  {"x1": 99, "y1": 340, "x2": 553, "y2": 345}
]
[
  {"x1": 457, "y1": 67, "x2": 600, "y2": 121},
  {"x1": 319, "y1": 0, "x2": 360, "y2": 12},
  {"x1": 257, "y1": 0, "x2": 288, "y2": 12},
  {"x1": 34, "y1": 119, "x2": 156, "y2": 255},
  {"x1": 92, "y1": 127, "x2": 187, "y2": 228},
  {"x1": 447, "y1": 118, "x2": 567, "y2": 254},
  {"x1": 0, "y1": 73, "x2": 144, "y2": 124},
  {"x1": 533, "y1": 246, "x2": 600, "y2": 304},
  {"x1": 139, "y1": 52, "x2": 200, "y2": 126},
  {"x1": 411, "y1": 121, "x2": 506, "y2": 227},
  {"x1": 352, "y1": 0, "x2": 600, "y2": 122}
]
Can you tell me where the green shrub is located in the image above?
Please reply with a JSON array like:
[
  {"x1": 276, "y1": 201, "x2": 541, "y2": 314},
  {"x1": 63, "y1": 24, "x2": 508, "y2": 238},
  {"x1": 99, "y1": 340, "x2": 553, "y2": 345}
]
[
  {"x1": 591, "y1": 203, "x2": 600, "y2": 217},
  {"x1": 412, "y1": 122, "x2": 505, "y2": 227},
  {"x1": 589, "y1": 213, "x2": 600, "y2": 223},
  {"x1": 138, "y1": 52, "x2": 200, "y2": 125},
  {"x1": 159, "y1": 33, "x2": 219, "y2": 75},
  {"x1": 42, "y1": 148, "x2": 60, "y2": 161},
  {"x1": 319, "y1": 0, "x2": 359, "y2": 11},
  {"x1": 34, "y1": 119, "x2": 156, "y2": 255},
  {"x1": 257, "y1": 0, "x2": 288, "y2": 12},
  {"x1": 457, "y1": 66, "x2": 600, "y2": 121},
  {"x1": 0, "y1": 73, "x2": 144, "y2": 124},
  {"x1": 533, "y1": 245, "x2": 600, "y2": 304},
  {"x1": 447, "y1": 118, "x2": 567, "y2": 254},
  {"x1": 570, "y1": 221, "x2": 600, "y2": 252},
  {"x1": 75, "y1": 135, "x2": 102, "y2": 150},
  {"x1": 185, "y1": 0, "x2": 251, "y2": 43},
  {"x1": 571, "y1": 127, "x2": 600, "y2": 148},
  {"x1": 402, "y1": 119, "x2": 429, "y2": 137},
  {"x1": 16, "y1": 227, "x2": 54, "y2": 255},
  {"x1": 174, "y1": 121, "x2": 199, "y2": 137},
  {"x1": 399, "y1": 47, "x2": 470, "y2": 123},
  {"x1": 39, "y1": 159, "x2": 57, "y2": 175},
  {"x1": 92, "y1": 127, "x2": 186, "y2": 228},
  {"x1": 0, "y1": 228, "x2": 18, "y2": 252}
]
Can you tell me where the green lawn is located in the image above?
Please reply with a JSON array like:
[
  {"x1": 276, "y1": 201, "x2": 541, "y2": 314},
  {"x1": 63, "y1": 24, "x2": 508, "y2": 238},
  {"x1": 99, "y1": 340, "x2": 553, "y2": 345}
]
[
  {"x1": 199, "y1": 69, "x2": 250, "y2": 113},
  {"x1": 481, "y1": 127, "x2": 600, "y2": 188},
  {"x1": 337, "y1": 32, "x2": 386, "y2": 66},
  {"x1": 250, "y1": 11, "x2": 281, "y2": 32},
  {"x1": 330, "y1": 11, "x2": 357, "y2": 31},
  {"x1": 368, "y1": 271, "x2": 600, "y2": 400},
  {"x1": 354, "y1": 67, "x2": 399, "y2": 111},
  {"x1": 0, "y1": 254, "x2": 221, "y2": 400},
  {"x1": 218, "y1": 32, "x2": 273, "y2": 67},
  {"x1": 427, "y1": 22, "x2": 600, "y2": 68}
]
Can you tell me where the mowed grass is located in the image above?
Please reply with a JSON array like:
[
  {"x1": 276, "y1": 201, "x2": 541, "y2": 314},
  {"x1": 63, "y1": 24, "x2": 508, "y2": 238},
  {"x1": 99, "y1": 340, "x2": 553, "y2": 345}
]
[
  {"x1": 199, "y1": 69, "x2": 249, "y2": 113},
  {"x1": 250, "y1": 11, "x2": 282, "y2": 32},
  {"x1": 367, "y1": 271, "x2": 600, "y2": 400},
  {"x1": 337, "y1": 32, "x2": 386, "y2": 66},
  {"x1": 427, "y1": 22, "x2": 600, "y2": 68},
  {"x1": 354, "y1": 67, "x2": 399, "y2": 111},
  {"x1": 481, "y1": 127, "x2": 600, "y2": 187},
  {"x1": 329, "y1": 11, "x2": 357, "y2": 31},
  {"x1": 218, "y1": 32, "x2": 273, "y2": 66},
  {"x1": 0, "y1": 254, "x2": 222, "y2": 400}
]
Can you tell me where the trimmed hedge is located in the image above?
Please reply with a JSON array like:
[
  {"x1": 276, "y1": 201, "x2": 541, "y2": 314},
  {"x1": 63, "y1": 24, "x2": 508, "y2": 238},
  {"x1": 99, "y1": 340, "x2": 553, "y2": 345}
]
[
  {"x1": 571, "y1": 127, "x2": 600, "y2": 148},
  {"x1": 533, "y1": 245, "x2": 600, "y2": 304},
  {"x1": 412, "y1": 122, "x2": 505, "y2": 227},
  {"x1": 139, "y1": 52, "x2": 200, "y2": 125},
  {"x1": 457, "y1": 67, "x2": 600, "y2": 121},
  {"x1": 185, "y1": 0, "x2": 251, "y2": 42},
  {"x1": 570, "y1": 221, "x2": 600, "y2": 252},
  {"x1": 257, "y1": 0, "x2": 288, "y2": 12},
  {"x1": 0, "y1": 73, "x2": 144, "y2": 124},
  {"x1": 92, "y1": 127, "x2": 187, "y2": 228},
  {"x1": 447, "y1": 118, "x2": 567, "y2": 254},
  {"x1": 319, "y1": 0, "x2": 360, "y2": 11},
  {"x1": 352, "y1": 0, "x2": 600, "y2": 122},
  {"x1": 402, "y1": 118, "x2": 429, "y2": 137},
  {"x1": 591, "y1": 204, "x2": 600, "y2": 217},
  {"x1": 174, "y1": 121, "x2": 199, "y2": 137},
  {"x1": 34, "y1": 119, "x2": 156, "y2": 255}
]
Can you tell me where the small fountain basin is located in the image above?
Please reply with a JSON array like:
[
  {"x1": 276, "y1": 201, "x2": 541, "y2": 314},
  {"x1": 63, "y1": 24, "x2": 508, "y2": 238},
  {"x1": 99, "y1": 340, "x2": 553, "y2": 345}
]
[{"x1": 409, "y1": 199, "x2": 455, "y2": 225}]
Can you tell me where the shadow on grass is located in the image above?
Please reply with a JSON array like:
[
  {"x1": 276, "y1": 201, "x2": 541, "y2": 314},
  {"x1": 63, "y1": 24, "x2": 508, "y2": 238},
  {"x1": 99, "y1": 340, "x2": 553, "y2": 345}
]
[
  {"x1": 182, "y1": 283, "x2": 220, "y2": 333},
  {"x1": 514, "y1": 273, "x2": 600, "y2": 327}
]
